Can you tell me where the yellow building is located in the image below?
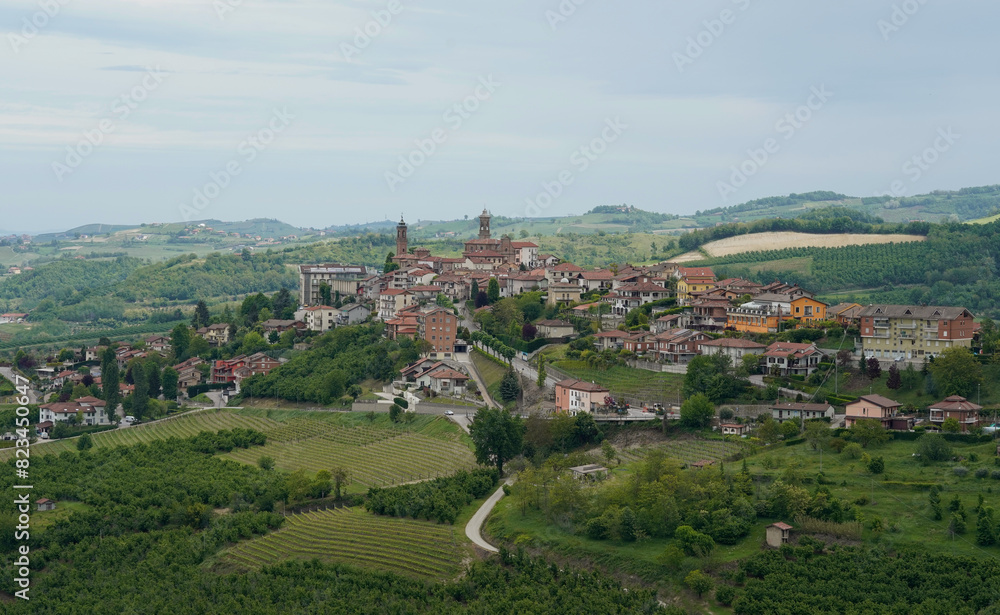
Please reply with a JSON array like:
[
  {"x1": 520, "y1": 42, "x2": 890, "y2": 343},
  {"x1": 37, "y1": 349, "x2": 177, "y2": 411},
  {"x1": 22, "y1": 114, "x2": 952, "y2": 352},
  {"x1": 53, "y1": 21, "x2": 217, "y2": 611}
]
[
  {"x1": 790, "y1": 297, "x2": 827, "y2": 326},
  {"x1": 726, "y1": 306, "x2": 783, "y2": 334},
  {"x1": 676, "y1": 267, "x2": 716, "y2": 305}
]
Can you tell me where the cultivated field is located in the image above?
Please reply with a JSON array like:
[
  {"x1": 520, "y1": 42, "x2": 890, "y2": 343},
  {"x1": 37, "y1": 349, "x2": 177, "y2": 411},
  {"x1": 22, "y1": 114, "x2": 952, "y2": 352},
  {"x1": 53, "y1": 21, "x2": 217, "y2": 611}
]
[
  {"x1": 221, "y1": 506, "x2": 464, "y2": 580},
  {"x1": 550, "y1": 361, "x2": 683, "y2": 407},
  {"x1": 676, "y1": 231, "x2": 926, "y2": 261},
  {"x1": 0, "y1": 410, "x2": 279, "y2": 460}
]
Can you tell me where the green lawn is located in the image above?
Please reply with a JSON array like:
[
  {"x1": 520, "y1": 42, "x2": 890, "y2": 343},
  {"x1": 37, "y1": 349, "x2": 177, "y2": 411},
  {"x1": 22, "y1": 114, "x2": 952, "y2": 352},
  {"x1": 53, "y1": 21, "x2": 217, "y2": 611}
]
[{"x1": 551, "y1": 360, "x2": 684, "y2": 406}]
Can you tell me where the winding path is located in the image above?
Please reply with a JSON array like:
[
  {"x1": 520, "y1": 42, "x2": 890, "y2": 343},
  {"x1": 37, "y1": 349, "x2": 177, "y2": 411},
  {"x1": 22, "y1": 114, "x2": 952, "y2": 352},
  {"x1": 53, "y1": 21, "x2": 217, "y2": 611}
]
[{"x1": 465, "y1": 477, "x2": 514, "y2": 553}]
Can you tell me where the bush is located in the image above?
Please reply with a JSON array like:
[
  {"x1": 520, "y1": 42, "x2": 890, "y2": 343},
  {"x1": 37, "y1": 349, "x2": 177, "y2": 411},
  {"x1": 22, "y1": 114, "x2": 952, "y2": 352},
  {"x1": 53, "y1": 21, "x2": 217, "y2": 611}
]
[
  {"x1": 365, "y1": 469, "x2": 499, "y2": 525},
  {"x1": 976, "y1": 468, "x2": 989, "y2": 479},
  {"x1": 715, "y1": 585, "x2": 736, "y2": 606},
  {"x1": 991, "y1": 470, "x2": 1000, "y2": 481},
  {"x1": 954, "y1": 466, "x2": 970, "y2": 478},
  {"x1": 843, "y1": 443, "x2": 863, "y2": 459},
  {"x1": 915, "y1": 433, "x2": 953, "y2": 462},
  {"x1": 867, "y1": 456, "x2": 885, "y2": 474}
]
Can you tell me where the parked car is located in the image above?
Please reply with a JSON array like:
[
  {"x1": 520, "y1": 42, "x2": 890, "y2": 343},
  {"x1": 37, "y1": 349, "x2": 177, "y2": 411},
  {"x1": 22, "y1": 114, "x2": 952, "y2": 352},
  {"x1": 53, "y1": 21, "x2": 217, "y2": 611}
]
[
  {"x1": 123, "y1": 416, "x2": 136, "y2": 424},
  {"x1": 444, "y1": 410, "x2": 455, "y2": 416}
]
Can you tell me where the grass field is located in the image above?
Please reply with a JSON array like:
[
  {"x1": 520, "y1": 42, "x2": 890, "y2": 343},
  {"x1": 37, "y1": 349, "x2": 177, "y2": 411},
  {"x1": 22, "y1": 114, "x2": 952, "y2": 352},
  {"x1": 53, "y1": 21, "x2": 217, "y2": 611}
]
[
  {"x1": 613, "y1": 438, "x2": 749, "y2": 467},
  {"x1": 220, "y1": 506, "x2": 465, "y2": 580},
  {"x1": 747, "y1": 436, "x2": 1000, "y2": 559},
  {"x1": 471, "y1": 349, "x2": 507, "y2": 402},
  {"x1": 551, "y1": 360, "x2": 684, "y2": 407}
]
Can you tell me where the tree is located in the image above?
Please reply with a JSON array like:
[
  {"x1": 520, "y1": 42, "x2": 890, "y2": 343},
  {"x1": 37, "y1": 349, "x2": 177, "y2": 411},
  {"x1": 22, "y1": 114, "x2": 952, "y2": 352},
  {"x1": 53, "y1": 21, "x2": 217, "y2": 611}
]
[
  {"x1": 146, "y1": 362, "x2": 161, "y2": 399},
  {"x1": 674, "y1": 525, "x2": 715, "y2": 557},
  {"x1": 499, "y1": 370, "x2": 521, "y2": 404},
  {"x1": 475, "y1": 291, "x2": 490, "y2": 308},
  {"x1": 272, "y1": 287, "x2": 294, "y2": 320},
  {"x1": 930, "y1": 347, "x2": 983, "y2": 398},
  {"x1": 470, "y1": 279, "x2": 479, "y2": 300},
  {"x1": 469, "y1": 407, "x2": 524, "y2": 475},
  {"x1": 100, "y1": 348, "x2": 120, "y2": 423},
  {"x1": 332, "y1": 467, "x2": 349, "y2": 501},
  {"x1": 389, "y1": 404, "x2": 403, "y2": 423},
  {"x1": 521, "y1": 322, "x2": 537, "y2": 341},
  {"x1": 837, "y1": 349, "x2": 853, "y2": 370},
  {"x1": 916, "y1": 433, "x2": 952, "y2": 462},
  {"x1": 76, "y1": 433, "x2": 93, "y2": 451},
  {"x1": 886, "y1": 363, "x2": 902, "y2": 390},
  {"x1": 867, "y1": 456, "x2": 885, "y2": 474},
  {"x1": 780, "y1": 420, "x2": 800, "y2": 439},
  {"x1": 684, "y1": 570, "x2": 714, "y2": 598},
  {"x1": 977, "y1": 507, "x2": 996, "y2": 546},
  {"x1": 192, "y1": 300, "x2": 210, "y2": 329},
  {"x1": 757, "y1": 418, "x2": 780, "y2": 444},
  {"x1": 258, "y1": 456, "x2": 275, "y2": 470},
  {"x1": 318, "y1": 283, "x2": 332, "y2": 307},
  {"x1": 487, "y1": 278, "x2": 500, "y2": 304},
  {"x1": 680, "y1": 394, "x2": 714, "y2": 430},
  {"x1": 383, "y1": 252, "x2": 399, "y2": 274},
  {"x1": 131, "y1": 360, "x2": 149, "y2": 420},
  {"x1": 171, "y1": 323, "x2": 191, "y2": 360},
  {"x1": 942, "y1": 417, "x2": 961, "y2": 433},
  {"x1": 619, "y1": 507, "x2": 637, "y2": 542},
  {"x1": 162, "y1": 367, "x2": 178, "y2": 401},
  {"x1": 867, "y1": 357, "x2": 882, "y2": 380},
  {"x1": 804, "y1": 420, "x2": 831, "y2": 451},
  {"x1": 850, "y1": 418, "x2": 890, "y2": 448},
  {"x1": 536, "y1": 358, "x2": 547, "y2": 387},
  {"x1": 601, "y1": 440, "x2": 617, "y2": 466}
]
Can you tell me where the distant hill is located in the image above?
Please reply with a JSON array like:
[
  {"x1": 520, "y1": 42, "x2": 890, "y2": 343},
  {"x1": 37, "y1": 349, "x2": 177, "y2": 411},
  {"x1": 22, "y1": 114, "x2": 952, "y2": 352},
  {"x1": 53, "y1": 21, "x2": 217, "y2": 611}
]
[{"x1": 36, "y1": 223, "x2": 136, "y2": 241}]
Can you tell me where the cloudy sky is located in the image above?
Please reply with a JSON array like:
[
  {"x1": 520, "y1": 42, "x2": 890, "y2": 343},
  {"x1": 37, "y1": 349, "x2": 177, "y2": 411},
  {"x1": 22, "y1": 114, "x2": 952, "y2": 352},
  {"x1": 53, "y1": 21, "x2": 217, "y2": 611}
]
[{"x1": 1, "y1": 0, "x2": 997, "y2": 232}]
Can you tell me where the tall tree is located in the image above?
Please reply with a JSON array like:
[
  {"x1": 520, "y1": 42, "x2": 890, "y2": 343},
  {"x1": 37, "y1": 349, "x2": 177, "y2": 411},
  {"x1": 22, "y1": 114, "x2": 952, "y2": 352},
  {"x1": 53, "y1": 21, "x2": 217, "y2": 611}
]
[
  {"x1": 499, "y1": 369, "x2": 521, "y2": 403},
  {"x1": 470, "y1": 279, "x2": 479, "y2": 300},
  {"x1": 318, "y1": 283, "x2": 333, "y2": 307},
  {"x1": 146, "y1": 362, "x2": 161, "y2": 399},
  {"x1": 469, "y1": 407, "x2": 524, "y2": 475},
  {"x1": 886, "y1": 363, "x2": 902, "y2": 390},
  {"x1": 271, "y1": 287, "x2": 294, "y2": 320},
  {"x1": 383, "y1": 252, "x2": 399, "y2": 274},
  {"x1": 487, "y1": 278, "x2": 500, "y2": 304},
  {"x1": 100, "y1": 348, "x2": 120, "y2": 423},
  {"x1": 161, "y1": 367, "x2": 178, "y2": 401},
  {"x1": 537, "y1": 358, "x2": 547, "y2": 387},
  {"x1": 192, "y1": 300, "x2": 210, "y2": 329},
  {"x1": 171, "y1": 323, "x2": 191, "y2": 361},
  {"x1": 131, "y1": 360, "x2": 149, "y2": 420},
  {"x1": 680, "y1": 393, "x2": 715, "y2": 429},
  {"x1": 866, "y1": 357, "x2": 882, "y2": 380}
]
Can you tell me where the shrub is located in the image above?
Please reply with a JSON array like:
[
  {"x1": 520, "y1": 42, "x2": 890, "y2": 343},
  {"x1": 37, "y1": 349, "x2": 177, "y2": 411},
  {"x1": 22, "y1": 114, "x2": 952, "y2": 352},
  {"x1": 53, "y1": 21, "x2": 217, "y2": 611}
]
[
  {"x1": 867, "y1": 456, "x2": 885, "y2": 474},
  {"x1": 843, "y1": 443, "x2": 863, "y2": 459},
  {"x1": 715, "y1": 585, "x2": 736, "y2": 606},
  {"x1": 976, "y1": 468, "x2": 989, "y2": 479},
  {"x1": 915, "y1": 433, "x2": 953, "y2": 463},
  {"x1": 954, "y1": 466, "x2": 969, "y2": 478},
  {"x1": 991, "y1": 470, "x2": 1000, "y2": 480}
]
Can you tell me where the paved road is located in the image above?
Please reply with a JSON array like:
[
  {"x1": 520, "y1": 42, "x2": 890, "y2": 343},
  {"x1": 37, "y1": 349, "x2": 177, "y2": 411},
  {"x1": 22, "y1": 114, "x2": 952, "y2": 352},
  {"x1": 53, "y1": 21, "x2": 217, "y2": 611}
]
[
  {"x1": 0, "y1": 367, "x2": 39, "y2": 404},
  {"x1": 465, "y1": 477, "x2": 514, "y2": 553}
]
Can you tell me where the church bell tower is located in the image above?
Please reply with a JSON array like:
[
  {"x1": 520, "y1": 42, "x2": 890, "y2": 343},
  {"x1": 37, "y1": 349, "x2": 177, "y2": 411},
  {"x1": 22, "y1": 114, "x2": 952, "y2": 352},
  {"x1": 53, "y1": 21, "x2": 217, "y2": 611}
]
[
  {"x1": 478, "y1": 208, "x2": 491, "y2": 240},
  {"x1": 396, "y1": 216, "x2": 408, "y2": 258}
]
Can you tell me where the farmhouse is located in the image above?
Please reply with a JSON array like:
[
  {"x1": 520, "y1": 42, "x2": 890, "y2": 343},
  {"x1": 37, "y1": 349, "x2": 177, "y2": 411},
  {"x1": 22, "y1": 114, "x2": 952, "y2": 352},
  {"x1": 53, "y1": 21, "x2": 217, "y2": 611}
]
[
  {"x1": 770, "y1": 402, "x2": 835, "y2": 423},
  {"x1": 39, "y1": 397, "x2": 110, "y2": 426},
  {"x1": 720, "y1": 423, "x2": 750, "y2": 436}
]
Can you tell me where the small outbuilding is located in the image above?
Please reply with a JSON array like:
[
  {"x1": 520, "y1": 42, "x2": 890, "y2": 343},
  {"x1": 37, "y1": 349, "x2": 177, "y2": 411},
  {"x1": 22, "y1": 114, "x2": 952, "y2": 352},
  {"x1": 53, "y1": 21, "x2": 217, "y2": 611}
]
[
  {"x1": 720, "y1": 423, "x2": 750, "y2": 437},
  {"x1": 36, "y1": 498, "x2": 56, "y2": 512},
  {"x1": 766, "y1": 522, "x2": 792, "y2": 548},
  {"x1": 569, "y1": 464, "x2": 610, "y2": 481}
]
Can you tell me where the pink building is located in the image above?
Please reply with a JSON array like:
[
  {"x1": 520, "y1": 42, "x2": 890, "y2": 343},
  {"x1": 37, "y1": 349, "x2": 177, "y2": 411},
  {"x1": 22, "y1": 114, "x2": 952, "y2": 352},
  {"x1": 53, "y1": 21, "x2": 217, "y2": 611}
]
[{"x1": 555, "y1": 379, "x2": 610, "y2": 415}]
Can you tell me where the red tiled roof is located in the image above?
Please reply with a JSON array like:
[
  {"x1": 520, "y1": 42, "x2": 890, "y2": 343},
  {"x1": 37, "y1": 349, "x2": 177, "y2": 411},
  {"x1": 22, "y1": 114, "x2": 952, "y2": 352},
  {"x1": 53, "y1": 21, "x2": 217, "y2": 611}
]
[{"x1": 556, "y1": 379, "x2": 609, "y2": 393}]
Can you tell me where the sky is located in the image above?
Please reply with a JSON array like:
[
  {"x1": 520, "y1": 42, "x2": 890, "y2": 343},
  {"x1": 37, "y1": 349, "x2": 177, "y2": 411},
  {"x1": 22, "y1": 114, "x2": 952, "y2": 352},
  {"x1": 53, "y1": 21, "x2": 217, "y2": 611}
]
[{"x1": 1, "y1": 0, "x2": 998, "y2": 233}]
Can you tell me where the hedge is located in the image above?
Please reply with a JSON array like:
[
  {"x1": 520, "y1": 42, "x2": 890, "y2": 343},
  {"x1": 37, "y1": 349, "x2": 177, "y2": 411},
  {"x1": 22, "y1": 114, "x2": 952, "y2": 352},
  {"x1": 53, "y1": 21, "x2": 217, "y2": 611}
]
[{"x1": 187, "y1": 383, "x2": 228, "y2": 397}]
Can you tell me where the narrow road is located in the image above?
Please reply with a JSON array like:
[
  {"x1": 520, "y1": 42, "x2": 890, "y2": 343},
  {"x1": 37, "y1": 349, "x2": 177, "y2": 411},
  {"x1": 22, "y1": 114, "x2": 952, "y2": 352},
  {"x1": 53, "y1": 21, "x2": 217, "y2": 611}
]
[
  {"x1": 0, "y1": 367, "x2": 39, "y2": 404},
  {"x1": 465, "y1": 477, "x2": 514, "y2": 553}
]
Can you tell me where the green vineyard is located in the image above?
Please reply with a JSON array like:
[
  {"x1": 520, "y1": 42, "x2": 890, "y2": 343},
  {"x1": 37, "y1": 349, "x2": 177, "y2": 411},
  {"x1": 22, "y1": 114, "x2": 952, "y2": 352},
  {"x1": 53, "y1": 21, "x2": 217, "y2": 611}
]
[
  {"x1": 0, "y1": 410, "x2": 280, "y2": 460},
  {"x1": 222, "y1": 506, "x2": 464, "y2": 580},
  {"x1": 223, "y1": 428, "x2": 478, "y2": 488}
]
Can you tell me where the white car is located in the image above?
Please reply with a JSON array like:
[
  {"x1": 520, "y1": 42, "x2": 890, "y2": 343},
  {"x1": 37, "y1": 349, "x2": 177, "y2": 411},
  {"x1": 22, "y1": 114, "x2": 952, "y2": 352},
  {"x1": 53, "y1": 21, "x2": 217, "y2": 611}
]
[
  {"x1": 123, "y1": 416, "x2": 136, "y2": 424},
  {"x1": 444, "y1": 410, "x2": 454, "y2": 416}
]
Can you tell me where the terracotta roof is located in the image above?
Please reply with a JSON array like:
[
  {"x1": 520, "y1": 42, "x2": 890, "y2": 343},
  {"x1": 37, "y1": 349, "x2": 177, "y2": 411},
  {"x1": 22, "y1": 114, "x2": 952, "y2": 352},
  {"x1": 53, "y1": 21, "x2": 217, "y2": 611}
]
[
  {"x1": 699, "y1": 338, "x2": 766, "y2": 349},
  {"x1": 855, "y1": 394, "x2": 901, "y2": 408},
  {"x1": 536, "y1": 320, "x2": 572, "y2": 327},
  {"x1": 930, "y1": 396, "x2": 982, "y2": 411},
  {"x1": 428, "y1": 369, "x2": 468, "y2": 381},
  {"x1": 678, "y1": 267, "x2": 716, "y2": 278},
  {"x1": 858, "y1": 305, "x2": 974, "y2": 320},
  {"x1": 556, "y1": 378, "x2": 609, "y2": 393},
  {"x1": 771, "y1": 522, "x2": 793, "y2": 531}
]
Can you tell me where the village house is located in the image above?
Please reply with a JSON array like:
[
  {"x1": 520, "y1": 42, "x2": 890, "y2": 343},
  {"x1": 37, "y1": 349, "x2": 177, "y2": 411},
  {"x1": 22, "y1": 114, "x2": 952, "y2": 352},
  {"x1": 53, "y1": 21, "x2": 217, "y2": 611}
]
[
  {"x1": 425, "y1": 368, "x2": 470, "y2": 396},
  {"x1": 295, "y1": 306, "x2": 340, "y2": 332},
  {"x1": 261, "y1": 319, "x2": 305, "y2": 335},
  {"x1": 555, "y1": 379, "x2": 610, "y2": 415},
  {"x1": 654, "y1": 329, "x2": 709, "y2": 364},
  {"x1": 828, "y1": 302, "x2": 863, "y2": 327},
  {"x1": 172, "y1": 358, "x2": 204, "y2": 395},
  {"x1": 762, "y1": 342, "x2": 824, "y2": 376},
  {"x1": 337, "y1": 303, "x2": 371, "y2": 326},
  {"x1": 675, "y1": 267, "x2": 717, "y2": 305},
  {"x1": 417, "y1": 306, "x2": 458, "y2": 359},
  {"x1": 0, "y1": 313, "x2": 28, "y2": 324},
  {"x1": 196, "y1": 323, "x2": 231, "y2": 346},
  {"x1": 144, "y1": 335, "x2": 171, "y2": 352},
  {"x1": 577, "y1": 270, "x2": 615, "y2": 292},
  {"x1": 605, "y1": 282, "x2": 671, "y2": 316},
  {"x1": 297, "y1": 263, "x2": 371, "y2": 306},
  {"x1": 858, "y1": 305, "x2": 977, "y2": 361},
  {"x1": 845, "y1": 394, "x2": 903, "y2": 429},
  {"x1": 696, "y1": 338, "x2": 767, "y2": 363},
  {"x1": 39, "y1": 397, "x2": 110, "y2": 426},
  {"x1": 928, "y1": 395, "x2": 981, "y2": 432},
  {"x1": 378, "y1": 289, "x2": 414, "y2": 321},
  {"x1": 770, "y1": 402, "x2": 835, "y2": 423},
  {"x1": 623, "y1": 331, "x2": 657, "y2": 354},
  {"x1": 535, "y1": 320, "x2": 575, "y2": 339},
  {"x1": 790, "y1": 296, "x2": 828, "y2": 325},
  {"x1": 546, "y1": 280, "x2": 583, "y2": 307},
  {"x1": 593, "y1": 330, "x2": 629, "y2": 351}
]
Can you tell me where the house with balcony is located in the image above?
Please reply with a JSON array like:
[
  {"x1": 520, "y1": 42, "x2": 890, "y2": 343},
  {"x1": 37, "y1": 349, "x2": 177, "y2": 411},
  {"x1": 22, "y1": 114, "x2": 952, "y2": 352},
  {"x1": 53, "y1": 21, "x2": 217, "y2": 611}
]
[
  {"x1": 928, "y1": 395, "x2": 981, "y2": 432},
  {"x1": 763, "y1": 342, "x2": 823, "y2": 376},
  {"x1": 605, "y1": 282, "x2": 671, "y2": 316},
  {"x1": 845, "y1": 394, "x2": 902, "y2": 429},
  {"x1": 654, "y1": 329, "x2": 708, "y2": 363},
  {"x1": 790, "y1": 296, "x2": 828, "y2": 326},
  {"x1": 675, "y1": 267, "x2": 716, "y2": 305},
  {"x1": 696, "y1": 338, "x2": 767, "y2": 364},
  {"x1": 859, "y1": 305, "x2": 977, "y2": 361}
]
